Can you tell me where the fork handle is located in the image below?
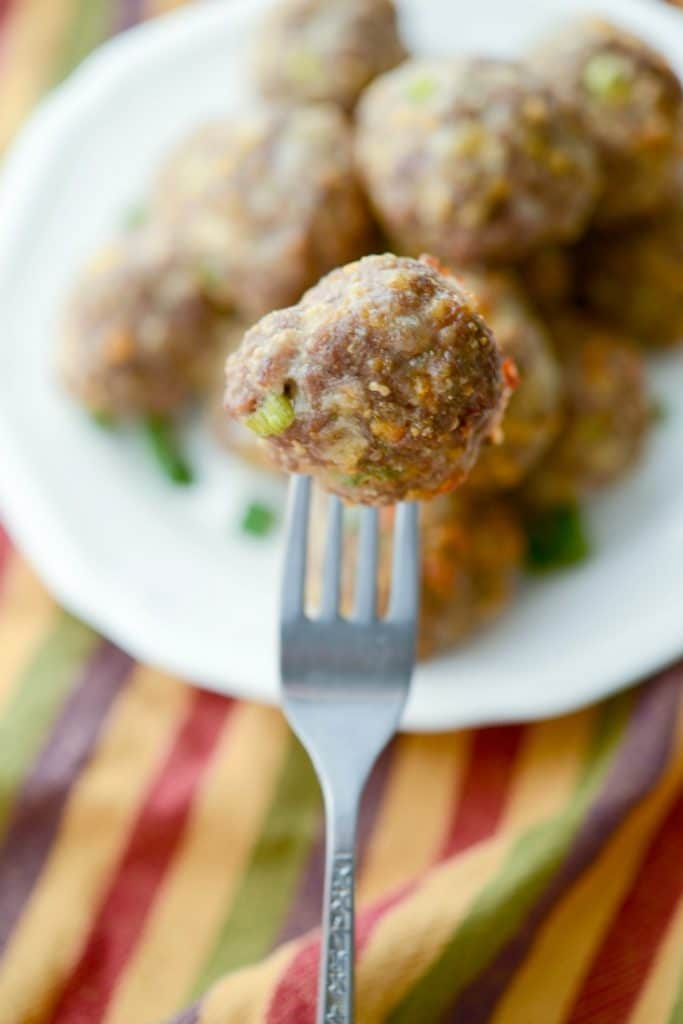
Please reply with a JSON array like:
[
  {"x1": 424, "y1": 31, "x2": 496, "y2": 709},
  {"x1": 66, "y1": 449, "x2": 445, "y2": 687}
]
[
  {"x1": 319, "y1": 850, "x2": 355, "y2": 1024},
  {"x1": 317, "y1": 787, "x2": 359, "y2": 1024}
]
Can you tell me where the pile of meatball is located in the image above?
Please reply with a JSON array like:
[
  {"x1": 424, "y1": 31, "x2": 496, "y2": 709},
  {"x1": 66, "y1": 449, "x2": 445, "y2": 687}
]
[{"x1": 60, "y1": 0, "x2": 683, "y2": 659}]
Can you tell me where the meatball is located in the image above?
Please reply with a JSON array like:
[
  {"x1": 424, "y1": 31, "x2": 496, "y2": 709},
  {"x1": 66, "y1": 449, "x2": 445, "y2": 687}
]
[
  {"x1": 578, "y1": 200, "x2": 683, "y2": 348},
  {"x1": 152, "y1": 106, "x2": 375, "y2": 319},
  {"x1": 224, "y1": 254, "x2": 510, "y2": 505},
  {"x1": 524, "y1": 313, "x2": 650, "y2": 505},
  {"x1": 531, "y1": 19, "x2": 683, "y2": 225},
  {"x1": 59, "y1": 229, "x2": 224, "y2": 417},
  {"x1": 460, "y1": 271, "x2": 562, "y2": 492},
  {"x1": 252, "y1": 0, "x2": 407, "y2": 111},
  {"x1": 355, "y1": 57, "x2": 600, "y2": 265},
  {"x1": 418, "y1": 497, "x2": 523, "y2": 655},
  {"x1": 309, "y1": 491, "x2": 524, "y2": 657}
]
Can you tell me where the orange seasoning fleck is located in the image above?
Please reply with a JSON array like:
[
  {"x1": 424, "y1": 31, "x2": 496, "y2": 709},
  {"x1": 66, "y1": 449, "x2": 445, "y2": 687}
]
[
  {"x1": 503, "y1": 356, "x2": 520, "y2": 392},
  {"x1": 104, "y1": 328, "x2": 135, "y2": 366}
]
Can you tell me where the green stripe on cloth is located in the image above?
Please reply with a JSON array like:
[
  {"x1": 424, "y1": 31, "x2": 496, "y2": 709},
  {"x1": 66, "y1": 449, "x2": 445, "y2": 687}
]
[
  {"x1": 0, "y1": 612, "x2": 98, "y2": 839},
  {"x1": 670, "y1": 964, "x2": 683, "y2": 1024},
  {"x1": 386, "y1": 692, "x2": 634, "y2": 1024},
  {"x1": 191, "y1": 736, "x2": 322, "y2": 995},
  {"x1": 49, "y1": 0, "x2": 113, "y2": 86}
]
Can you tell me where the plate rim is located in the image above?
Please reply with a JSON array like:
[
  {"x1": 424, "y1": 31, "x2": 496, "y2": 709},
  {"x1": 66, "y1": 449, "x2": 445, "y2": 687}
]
[{"x1": 0, "y1": 0, "x2": 681, "y2": 731}]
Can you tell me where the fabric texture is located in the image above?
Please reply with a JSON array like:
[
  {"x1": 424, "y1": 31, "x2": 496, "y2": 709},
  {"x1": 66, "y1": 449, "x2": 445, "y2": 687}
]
[{"x1": 0, "y1": 2, "x2": 682, "y2": 1022}]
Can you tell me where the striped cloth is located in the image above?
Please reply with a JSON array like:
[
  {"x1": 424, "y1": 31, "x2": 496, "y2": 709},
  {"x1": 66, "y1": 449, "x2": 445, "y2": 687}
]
[{"x1": 0, "y1": 3, "x2": 683, "y2": 1022}]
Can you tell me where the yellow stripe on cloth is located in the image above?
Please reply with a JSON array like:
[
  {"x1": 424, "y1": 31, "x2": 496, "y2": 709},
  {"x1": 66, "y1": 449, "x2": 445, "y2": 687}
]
[
  {"x1": 0, "y1": 0, "x2": 73, "y2": 150},
  {"x1": 357, "y1": 732, "x2": 471, "y2": 906},
  {"x1": 0, "y1": 666, "x2": 190, "y2": 1024},
  {"x1": 492, "y1": 704, "x2": 683, "y2": 1024},
  {"x1": 0, "y1": 557, "x2": 56, "y2": 711},
  {"x1": 629, "y1": 894, "x2": 683, "y2": 1024},
  {"x1": 104, "y1": 704, "x2": 291, "y2": 1024},
  {"x1": 354, "y1": 709, "x2": 594, "y2": 1024},
  {"x1": 501, "y1": 709, "x2": 595, "y2": 827}
]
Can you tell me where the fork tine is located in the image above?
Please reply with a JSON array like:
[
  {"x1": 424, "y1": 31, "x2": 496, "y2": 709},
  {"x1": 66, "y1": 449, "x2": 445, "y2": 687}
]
[
  {"x1": 319, "y1": 495, "x2": 343, "y2": 620},
  {"x1": 388, "y1": 502, "x2": 420, "y2": 623},
  {"x1": 352, "y1": 506, "x2": 379, "y2": 622},
  {"x1": 281, "y1": 475, "x2": 311, "y2": 620}
]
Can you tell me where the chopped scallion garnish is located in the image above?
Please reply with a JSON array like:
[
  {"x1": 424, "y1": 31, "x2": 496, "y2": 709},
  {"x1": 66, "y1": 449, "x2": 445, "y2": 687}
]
[
  {"x1": 524, "y1": 502, "x2": 591, "y2": 573},
  {"x1": 90, "y1": 410, "x2": 117, "y2": 430},
  {"x1": 583, "y1": 54, "x2": 633, "y2": 102},
  {"x1": 143, "y1": 415, "x2": 194, "y2": 485},
  {"x1": 240, "y1": 501, "x2": 277, "y2": 537}
]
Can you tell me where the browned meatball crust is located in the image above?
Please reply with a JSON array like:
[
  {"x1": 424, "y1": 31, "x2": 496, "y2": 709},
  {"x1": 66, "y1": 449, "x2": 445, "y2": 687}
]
[
  {"x1": 578, "y1": 198, "x2": 683, "y2": 347},
  {"x1": 532, "y1": 19, "x2": 683, "y2": 225},
  {"x1": 355, "y1": 58, "x2": 600, "y2": 265},
  {"x1": 152, "y1": 106, "x2": 375, "y2": 320},
  {"x1": 224, "y1": 254, "x2": 510, "y2": 505},
  {"x1": 253, "y1": 0, "x2": 407, "y2": 111},
  {"x1": 309, "y1": 492, "x2": 524, "y2": 657},
  {"x1": 59, "y1": 229, "x2": 223, "y2": 417},
  {"x1": 461, "y1": 271, "x2": 562, "y2": 492},
  {"x1": 524, "y1": 312, "x2": 651, "y2": 505}
]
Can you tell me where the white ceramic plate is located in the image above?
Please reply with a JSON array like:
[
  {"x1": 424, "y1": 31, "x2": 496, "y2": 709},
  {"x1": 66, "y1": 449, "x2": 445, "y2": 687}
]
[{"x1": 0, "y1": 0, "x2": 681, "y2": 731}]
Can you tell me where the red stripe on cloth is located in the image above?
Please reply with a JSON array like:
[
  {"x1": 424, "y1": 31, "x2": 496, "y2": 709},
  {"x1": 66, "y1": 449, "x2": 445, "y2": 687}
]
[
  {"x1": 48, "y1": 689, "x2": 233, "y2": 1024},
  {"x1": 440, "y1": 724, "x2": 526, "y2": 859},
  {"x1": 267, "y1": 727, "x2": 525, "y2": 1023},
  {"x1": 0, "y1": 0, "x2": 12, "y2": 69},
  {"x1": 0, "y1": 0, "x2": 14, "y2": 28},
  {"x1": 567, "y1": 787, "x2": 683, "y2": 1024},
  {"x1": 266, "y1": 886, "x2": 406, "y2": 1024}
]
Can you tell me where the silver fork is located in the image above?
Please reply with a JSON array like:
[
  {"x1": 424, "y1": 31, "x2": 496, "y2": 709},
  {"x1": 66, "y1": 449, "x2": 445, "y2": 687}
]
[{"x1": 280, "y1": 475, "x2": 419, "y2": 1024}]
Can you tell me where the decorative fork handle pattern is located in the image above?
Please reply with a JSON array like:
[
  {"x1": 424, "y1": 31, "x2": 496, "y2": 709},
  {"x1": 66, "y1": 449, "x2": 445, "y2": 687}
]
[{"x1": 319, "y1": 853, "x2": 355, "y2": 1024}]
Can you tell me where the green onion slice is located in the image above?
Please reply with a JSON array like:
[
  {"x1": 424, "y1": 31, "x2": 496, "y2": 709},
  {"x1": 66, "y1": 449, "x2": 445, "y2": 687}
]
[
  {"x1": 244, "y1": 393, "x2": 295, "y2": 437},
  {"x1": 524, "y1": 502, "x2": 591, "y2": 573},
  {"x1": 240, "y1": 501, "x2": 277, "y2": 537},
  {"x1": 583, "y1": 54, "x2": 633, "y2": 102},
  {"x1": 143, "y1": 415, "x2": 194, "y2": 486}
]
